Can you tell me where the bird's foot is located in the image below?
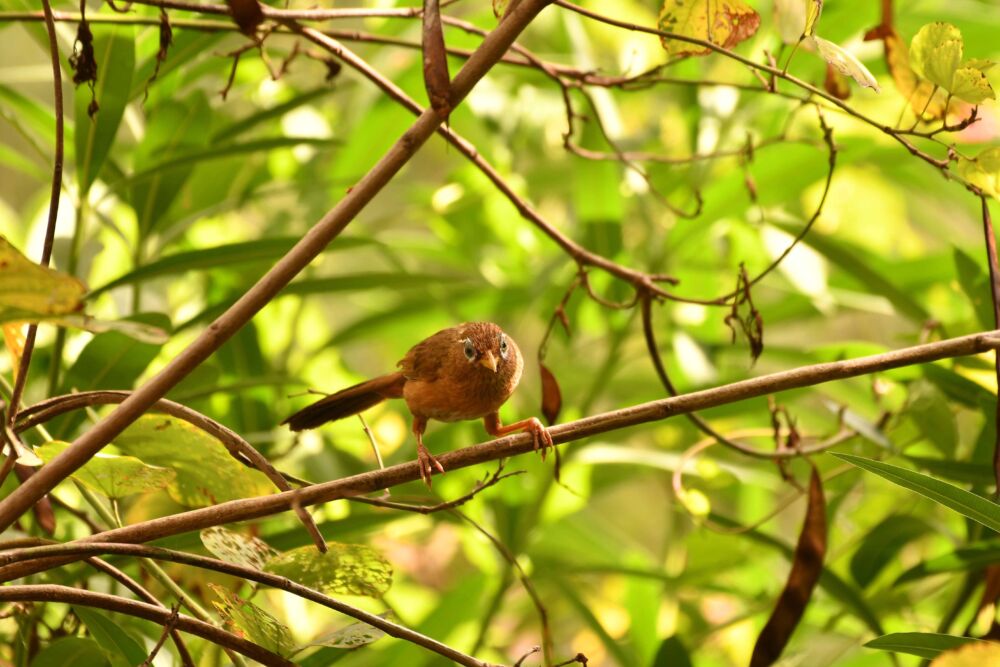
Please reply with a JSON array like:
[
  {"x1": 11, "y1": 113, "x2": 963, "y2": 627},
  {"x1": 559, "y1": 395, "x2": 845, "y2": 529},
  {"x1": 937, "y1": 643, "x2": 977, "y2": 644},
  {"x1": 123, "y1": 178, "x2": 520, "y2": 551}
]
[
  {"x1": 522, "y1": 417, "x2": 554, "y2": 461},
  {"x1": 417, "y1": 442, "x2": 445, "y2": 488}
]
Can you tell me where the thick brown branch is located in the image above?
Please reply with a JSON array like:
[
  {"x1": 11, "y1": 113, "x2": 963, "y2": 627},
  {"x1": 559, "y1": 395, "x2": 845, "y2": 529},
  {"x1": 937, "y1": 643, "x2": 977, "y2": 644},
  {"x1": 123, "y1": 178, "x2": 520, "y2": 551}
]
[
  {"x1": 0, "y1": 0, "x2": 552, "y2": 535},
  {"x1": 0, "y1": 542, "x2": 501, "y2": 667},
  {"x1": 0, "y1": 330, "x2": 996, "y2": 584},
  {"x1": 0, "y1": 585, "x2": 293, "y2": 666}
]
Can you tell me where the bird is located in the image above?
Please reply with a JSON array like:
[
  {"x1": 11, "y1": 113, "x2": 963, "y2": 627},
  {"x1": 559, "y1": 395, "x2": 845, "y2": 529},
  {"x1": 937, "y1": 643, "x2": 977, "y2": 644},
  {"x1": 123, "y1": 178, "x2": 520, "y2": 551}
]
[{"x1": 282, "y1": 322, "x2": 553, "y2": 486}]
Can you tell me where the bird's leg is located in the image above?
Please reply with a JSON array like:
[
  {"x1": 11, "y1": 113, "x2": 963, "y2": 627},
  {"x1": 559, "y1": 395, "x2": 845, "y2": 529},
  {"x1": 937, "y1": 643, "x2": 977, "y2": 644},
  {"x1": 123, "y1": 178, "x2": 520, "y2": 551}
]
[
  {"x1": 483, "y1": 412, "x2": 554, "y2": 460},
  {"x1": 413, "y1": 415, "x2": 444, "y2": 487}
]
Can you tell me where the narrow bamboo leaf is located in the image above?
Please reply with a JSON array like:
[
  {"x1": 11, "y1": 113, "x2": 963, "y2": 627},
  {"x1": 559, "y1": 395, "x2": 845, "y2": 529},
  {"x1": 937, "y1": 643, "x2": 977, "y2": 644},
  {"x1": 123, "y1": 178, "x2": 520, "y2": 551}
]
[
  {"x1": 87, "y1": 237, "x2": 378, "y2": 298},
  {"x1": 864, "y1": 632, "x2": 984, "y2": 659},
  {"x1": 850, "y1": 515, "x2": 931, "y2": 587},
  {"x1": 209, "y1": 583, "x2": 295, "y2": 657},
  {"x1": 896, "y1": 541, "x2": 1000, "y2": 584},
  {"x1": 130, "y1": 31, "x2": 224, "y2": 100},
  {"x1": 833, "y1": 453, "x2": 1000, "y2": 532},
  {"x1": 264, "y1": 542, "x2": 393, "y2": 598},
  {"x1": 113, "y1": 414, "x2": 273, "y2": 507},
  {"x1": 130, "y1": 93, "x2": 211, "y2": 234},
  {"x1": 907, "y1": 380, "x2": 958, "y2": 455},
  {"x1": 904, "y1": 456, "x2": 995, "y2": 486},
  {"x1": 201, "y1": 527, "x2": 277, "y2": 571},
  {"x1": 775, "y1": 224, "x2": 930, "y2": 321},
  {"x1": 750, "y1": 467, "x2": 827, "y2": 667},
  {"x1": 75, "y1": 27, "x2": 134, "y2": 193},
  {"x1": 0, "y1": 83, "x2": 57, "y2": 145},
  {"x1": 72, "y1": 607, "x2": 147, "y2": 667},
  {"x1": 37, "y1": 441, "x2": 174, "y2": 499},
  {"x1": 953, "y1": 248, "x2": 995, "y2": 330},
  {"x1": 213, "y1": 89, "x2": 333, "y2": 141}
]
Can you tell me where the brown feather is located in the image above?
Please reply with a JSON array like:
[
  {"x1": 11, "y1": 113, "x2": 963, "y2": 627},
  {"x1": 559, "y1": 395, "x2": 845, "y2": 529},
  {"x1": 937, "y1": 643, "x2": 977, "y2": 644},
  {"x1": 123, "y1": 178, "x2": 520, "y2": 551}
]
[{"x1": 282, "y1": 372, "x2": 405, "y2": 431}]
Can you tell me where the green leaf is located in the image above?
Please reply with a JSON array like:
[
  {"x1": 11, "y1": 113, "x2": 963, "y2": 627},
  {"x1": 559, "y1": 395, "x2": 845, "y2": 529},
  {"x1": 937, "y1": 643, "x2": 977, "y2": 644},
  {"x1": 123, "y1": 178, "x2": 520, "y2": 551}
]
[
  {"x1": 864, "y1": 632, "x2": 986, "y2": 659},
  {"x1": 130, "y1": 93, "x2": 212, "y2": 235},
  {"x1": 201, "y1": 526, "x2": 277, "y2": 571},
  {"x1": 952, "y1": 247, "x2": 994, "y2": 330},
  {"x1": 209, "y1": 583, "x2": 296, "y2": 657},
  {"x1": 30, "y1": 637, "x2": 109, "y2": 667},
  {"x1": 907, "y1": 380, "x2": 958, "y2": 455},
  {"x1": 87, "y1": 237, "x2": 378, "y2": 298},
  {"x1": 264, "y1": 542, "x2": 393, "y2": 598},
  {"x1": 301, "y1": 614, "x2": 389, "y2": 650},
  {"x1": 849, "y1": 515, "x2": 931, "y2": 587},
  {"x1": 904, "y1": 455, "x2": 995, "y2": 486},
  {"x1": 950, "y1": 66, "x2": 996, "y2": 104},
  {"x1": 212, "y1": 88, "x2": 334, "y2": 141},
  {"x1": 910, "y1": 23, "x2": 964, "y2": 91},
  {"x1": 37, "y1": 441, "x2": 174, "y2": 499},
  {"x1": 896, "y1": 540, "x2": 1000, "y2": 584},
  {"x1": 72, "y1": 607, "x2": 147, "y2": 667},
  {"x1": 0, "y1": 236, "x2": 86, "y2": 323},
  {"x1": 808, "y1": 36, "x2": 880, "y2": 92},
  {"x1": 652, "y1": 635, "x2": 693, "y2": 667},
  {"x1": 958, "y1": 147, "x2": 1000, "y2": 200},
  {"x1": 75, "y1": 26, "x2": 134, "y2": 194},
  {"x1": 62, "y1": 313, "x2": 169, "y2": 392},
  {"x1": 113, "y1": 414, "x2": 274, "y2": 507},
  {"x1": 832, "y1": 453, "x2": 1000, "y2": 532}
]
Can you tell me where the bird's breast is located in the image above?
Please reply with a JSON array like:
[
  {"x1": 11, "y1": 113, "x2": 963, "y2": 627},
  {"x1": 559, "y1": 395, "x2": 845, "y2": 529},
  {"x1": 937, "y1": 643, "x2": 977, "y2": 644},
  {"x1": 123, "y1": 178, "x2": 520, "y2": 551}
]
[{"x1": 403, "y1": 369, "x2": 519, "y2": 422}]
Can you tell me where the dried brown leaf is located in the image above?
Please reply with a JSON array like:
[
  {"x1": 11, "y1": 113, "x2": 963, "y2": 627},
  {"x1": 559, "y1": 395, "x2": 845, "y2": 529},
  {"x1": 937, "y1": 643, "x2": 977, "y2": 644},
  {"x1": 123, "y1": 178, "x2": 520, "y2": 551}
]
[
  {"x1": 540, "y1": 363, "x2": 562, "y2": 425},
  {"x1": 749, "y1": 466, "x2": 826, "y2": 667}
]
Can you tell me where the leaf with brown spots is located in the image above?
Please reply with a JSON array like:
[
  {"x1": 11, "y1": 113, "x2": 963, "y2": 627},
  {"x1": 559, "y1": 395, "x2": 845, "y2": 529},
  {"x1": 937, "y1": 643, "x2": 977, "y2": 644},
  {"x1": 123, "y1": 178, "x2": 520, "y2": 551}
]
[
  {"x1": 658, "y1": 0, "x2": 761, "y2": 58},
  {"x1": 749, "y1": 466, "x2": 826, "y2": 667}
]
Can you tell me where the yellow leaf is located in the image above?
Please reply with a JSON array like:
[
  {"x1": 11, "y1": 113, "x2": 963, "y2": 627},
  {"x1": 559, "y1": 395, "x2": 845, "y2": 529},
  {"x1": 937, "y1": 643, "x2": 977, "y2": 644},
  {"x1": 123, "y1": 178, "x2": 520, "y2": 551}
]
[
  {"x1": 658, "y1": 0, "x2": 761, "y2": 57},
  {"x1": 931, "y1": 641, "x2": 1000, "y2": 666},
  {"x1": 2, "y1": 323, "x2": 25, "y2": 380},
  {"x1": 0, "y1": 236, "x2": 85, "y2": 323},
  {"x1": 958, "y1": 147, "x2": 1000, "y2": 200}
]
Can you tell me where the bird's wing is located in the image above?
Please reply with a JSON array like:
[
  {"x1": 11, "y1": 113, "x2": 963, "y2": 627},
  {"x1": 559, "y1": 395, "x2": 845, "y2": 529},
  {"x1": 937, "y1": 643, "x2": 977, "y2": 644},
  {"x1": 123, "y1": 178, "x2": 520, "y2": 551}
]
[{"x1": 397, "y1": 326, "x2": 458, "y2": 381}]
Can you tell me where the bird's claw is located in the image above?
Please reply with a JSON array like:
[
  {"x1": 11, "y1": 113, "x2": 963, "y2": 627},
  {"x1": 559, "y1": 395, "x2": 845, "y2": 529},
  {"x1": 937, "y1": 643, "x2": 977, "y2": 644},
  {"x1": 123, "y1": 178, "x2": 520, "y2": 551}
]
[
  {"x1": 417, "y1": 443, "x2": 445, "y2": 488},
  {"x1": 525, "y1": 417, "x2": 554, "y2": 461}
]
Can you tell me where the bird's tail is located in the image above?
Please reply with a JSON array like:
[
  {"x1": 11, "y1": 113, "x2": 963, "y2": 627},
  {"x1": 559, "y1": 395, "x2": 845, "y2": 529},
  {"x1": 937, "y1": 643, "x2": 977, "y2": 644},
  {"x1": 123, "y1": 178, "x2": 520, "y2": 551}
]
[{"x1": 282, "y1": 372, "x2": 406, "y2": 431}]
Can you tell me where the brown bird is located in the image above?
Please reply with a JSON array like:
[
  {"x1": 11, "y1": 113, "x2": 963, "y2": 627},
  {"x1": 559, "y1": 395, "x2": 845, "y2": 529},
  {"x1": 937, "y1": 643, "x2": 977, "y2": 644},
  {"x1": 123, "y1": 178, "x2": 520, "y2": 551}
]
[{"x1": 283, "y1": 322, "x2": 553, "y2": 486}]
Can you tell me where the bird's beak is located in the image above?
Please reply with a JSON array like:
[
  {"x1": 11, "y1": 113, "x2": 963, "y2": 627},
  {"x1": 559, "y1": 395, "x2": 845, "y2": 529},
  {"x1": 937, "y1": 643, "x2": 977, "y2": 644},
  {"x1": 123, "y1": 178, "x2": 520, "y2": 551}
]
[{"x1": 479, "y1": 350, "x2": 498, "y2": 372}]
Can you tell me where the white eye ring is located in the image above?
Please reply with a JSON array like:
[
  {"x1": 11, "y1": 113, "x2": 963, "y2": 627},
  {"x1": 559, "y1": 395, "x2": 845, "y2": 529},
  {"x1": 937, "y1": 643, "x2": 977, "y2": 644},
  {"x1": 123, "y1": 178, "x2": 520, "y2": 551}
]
[
  {"x1": 463, "y1": 338, "x2": 476, "y2": 361},
  {"x1": 499, "y1": 333, "x2": 508, "y2": 360}
]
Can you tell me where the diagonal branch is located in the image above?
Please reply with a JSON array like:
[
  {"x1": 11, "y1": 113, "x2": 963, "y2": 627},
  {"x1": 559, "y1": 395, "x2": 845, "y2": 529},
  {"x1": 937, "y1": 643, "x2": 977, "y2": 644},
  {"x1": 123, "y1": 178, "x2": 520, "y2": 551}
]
[
  {"x1": 0, "y1": 0, "x2": 553, "y2": 535},
  {"x1": 0, "y1": 330, "x2": 997, "y2": 583}
]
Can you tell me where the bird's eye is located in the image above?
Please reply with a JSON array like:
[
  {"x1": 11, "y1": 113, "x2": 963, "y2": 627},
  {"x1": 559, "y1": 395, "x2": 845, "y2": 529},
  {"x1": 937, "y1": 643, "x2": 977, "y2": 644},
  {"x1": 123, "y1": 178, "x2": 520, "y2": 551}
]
[
  {"x1": 499, "y1": 333, "x2": 508, "y2": 360},
  {"x1": 463, "y1": 338, "x2": 476, "y2": 361}
]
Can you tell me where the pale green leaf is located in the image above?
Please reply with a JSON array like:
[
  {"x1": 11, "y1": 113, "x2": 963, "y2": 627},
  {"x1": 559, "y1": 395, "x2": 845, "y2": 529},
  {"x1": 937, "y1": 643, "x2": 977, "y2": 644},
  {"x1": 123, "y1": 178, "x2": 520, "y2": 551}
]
[
  {"x1": 0, "y1": 236, "x2": 85, "y2": 322},
  {"x1": 37, "y1": 441, "x2": 174, "y2": 499},
  {"x1": 910, "y1": 22, "x2": 963, "y2": 90},
  {"x1": 201, "y1": 526, "x2": 277, "y2": 571},
  {"x1": 809, "y1": 36, "x2": 880, "y2": 92},
  {"x1": 113, "y1": 415, "x2": 274, "y2": 507},
  {"x1": 264, "y1": 542, "x2": 393, "y2": 598},
  {"x1": 958, "y1": 147, "x2": 1000, "y2": 200},
  {"x1": 302, "y1": 614, "x2": 389, "y2": 650},
  {"x1": 209, "y1": 583, "x2": 296, "y2": 657},
  {"x1": 950, "y1": 66, "x2": 996, "y2": 104}
]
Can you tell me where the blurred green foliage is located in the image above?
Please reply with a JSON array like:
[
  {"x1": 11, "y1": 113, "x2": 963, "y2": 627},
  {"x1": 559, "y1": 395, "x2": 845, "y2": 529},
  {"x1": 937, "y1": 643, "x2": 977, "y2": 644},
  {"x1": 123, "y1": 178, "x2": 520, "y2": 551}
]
[{"x1": 1, "y1": 0, "x2": 1000, "y2": 665}]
